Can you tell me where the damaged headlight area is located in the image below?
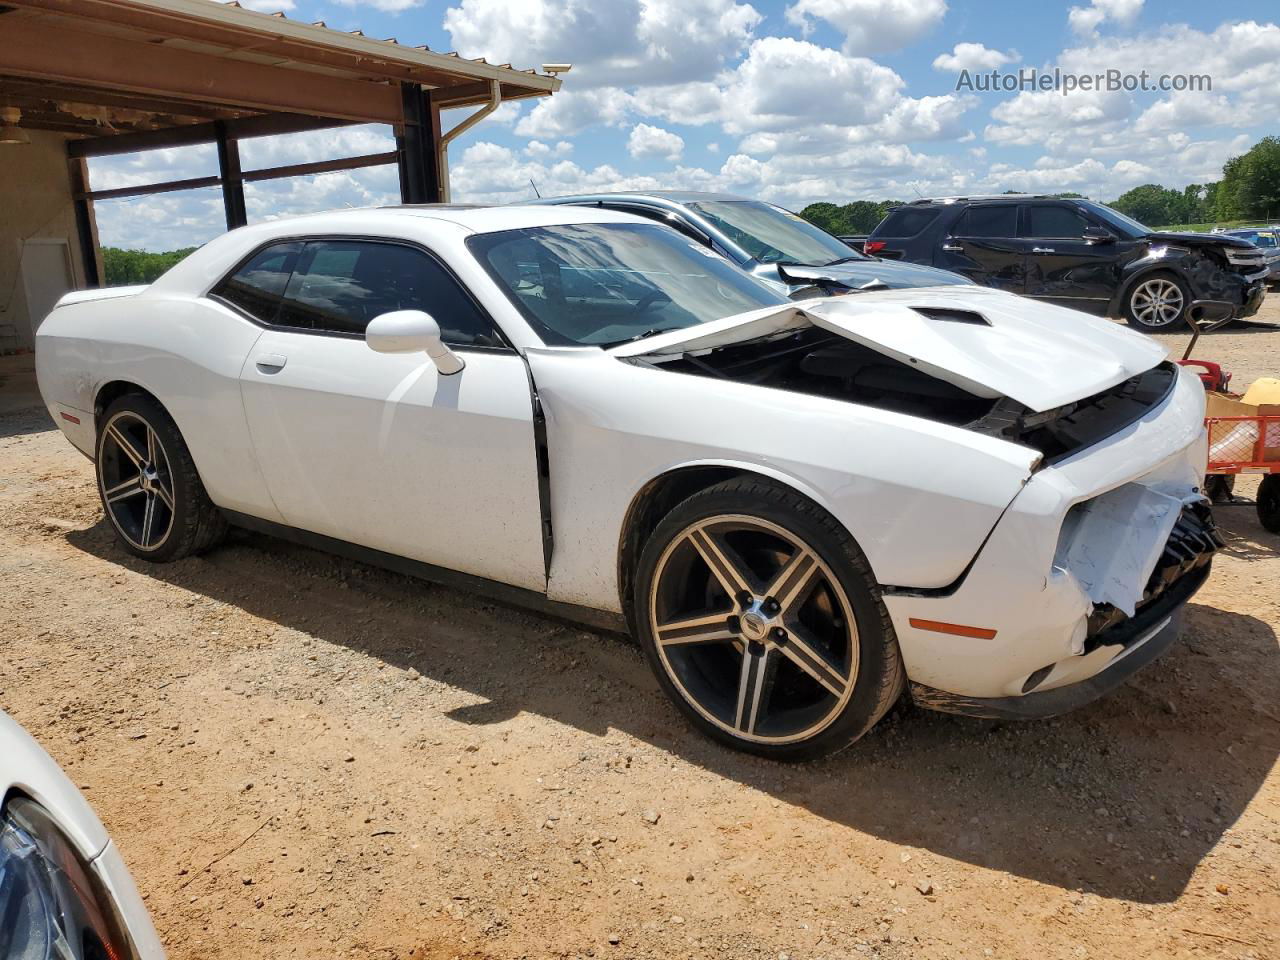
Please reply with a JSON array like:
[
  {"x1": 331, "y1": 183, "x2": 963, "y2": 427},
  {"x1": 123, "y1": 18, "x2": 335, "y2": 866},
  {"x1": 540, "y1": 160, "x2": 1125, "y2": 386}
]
[
  {"x1": 968, "y1": 362, "x2": 1178, "y2": 464},
  {"x1": 0, "y1": 797, "x2": 139, "y2": 960}
]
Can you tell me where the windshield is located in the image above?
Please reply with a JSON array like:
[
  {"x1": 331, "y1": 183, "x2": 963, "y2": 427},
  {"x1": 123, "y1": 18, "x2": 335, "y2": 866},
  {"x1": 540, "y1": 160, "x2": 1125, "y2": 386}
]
[
  {"x1": 468, "y1": 222, "x2": 789, "y2": 347},
  {"x1": 686, "y1": 200, "x2": 865, "y2": 266},
  {"x1": 1078, "y1": 200, "x2": 1149, "y2": 238}
]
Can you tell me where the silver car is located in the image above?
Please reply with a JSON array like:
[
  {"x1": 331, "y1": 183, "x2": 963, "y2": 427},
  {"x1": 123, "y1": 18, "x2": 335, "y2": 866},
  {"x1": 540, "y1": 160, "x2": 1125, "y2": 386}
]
[
  {"x1": 537, "y1": 191, "x2": 971, "y2": 297},
  {"x1": 1220, "y1": 228, "x2": 1280, "y2": 286}
]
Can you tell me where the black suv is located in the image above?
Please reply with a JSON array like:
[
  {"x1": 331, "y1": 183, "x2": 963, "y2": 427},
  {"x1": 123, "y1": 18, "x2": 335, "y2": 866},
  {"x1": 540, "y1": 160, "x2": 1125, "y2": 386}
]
[{"x1": 865, "y1": 195, "x2": 1269, "y2": 330}]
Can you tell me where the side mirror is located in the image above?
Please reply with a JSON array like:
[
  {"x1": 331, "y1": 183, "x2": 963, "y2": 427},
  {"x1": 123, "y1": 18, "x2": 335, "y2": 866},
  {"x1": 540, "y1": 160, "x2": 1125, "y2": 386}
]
[
  {"x1": 366, "y1": 310, "x2": 465, "y2": 375},
  {"x1": 1083, "y1": 226, "x2": 1116, "y2": 244}
]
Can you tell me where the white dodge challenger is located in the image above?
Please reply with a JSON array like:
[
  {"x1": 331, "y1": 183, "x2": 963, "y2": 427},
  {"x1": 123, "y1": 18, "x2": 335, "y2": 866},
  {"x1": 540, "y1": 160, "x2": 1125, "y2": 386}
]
[{"x1": 36, "y1": 205, "x2": 1220, "y2": 760}]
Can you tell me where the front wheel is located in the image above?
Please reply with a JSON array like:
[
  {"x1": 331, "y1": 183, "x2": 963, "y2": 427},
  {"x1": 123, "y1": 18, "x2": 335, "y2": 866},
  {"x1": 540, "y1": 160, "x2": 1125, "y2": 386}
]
[
  {"x1": 1124, "y1": 271, "x2": 1190, "y2": 331},
  {"x1": 633, "y1": 477, "x2": 904, "y2": 762}
]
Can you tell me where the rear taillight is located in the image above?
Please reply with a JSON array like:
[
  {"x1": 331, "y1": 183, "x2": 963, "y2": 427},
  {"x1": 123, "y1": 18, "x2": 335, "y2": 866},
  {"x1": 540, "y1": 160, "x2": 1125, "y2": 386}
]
[{"x1": 864, "y1": 240, "x2": 886, "y2": 255}]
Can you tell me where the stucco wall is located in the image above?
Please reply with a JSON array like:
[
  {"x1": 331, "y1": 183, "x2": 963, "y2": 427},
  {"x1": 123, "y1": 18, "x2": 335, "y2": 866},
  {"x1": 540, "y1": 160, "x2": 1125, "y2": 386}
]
[{"x1": 0, "y1": 130, "x2": 94, "y2": 352}]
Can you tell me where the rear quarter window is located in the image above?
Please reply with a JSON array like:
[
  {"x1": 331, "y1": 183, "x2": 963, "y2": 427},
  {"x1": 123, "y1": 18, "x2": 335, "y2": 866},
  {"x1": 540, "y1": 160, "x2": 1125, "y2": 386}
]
[{"x1": 872, "y1": 208, "x2": 940, "y2": 238}]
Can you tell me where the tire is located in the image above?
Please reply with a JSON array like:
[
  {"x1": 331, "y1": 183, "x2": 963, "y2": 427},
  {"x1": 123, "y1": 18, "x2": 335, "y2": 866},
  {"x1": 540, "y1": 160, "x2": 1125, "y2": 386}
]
[
  {"x1": 1258, "y1": 474, "x2": 1280, "y2": 535},
  {"x1": 1205, "y1": 474, "x2": 1235, "y2": 503},
  {"x1": 632, "y1": 476, "x2": 904, "y2": 762},
  {"x1": 1123, "y1": 271, "x2": 1191, "y2": 331},
  {"x1": 95, "y1": 393, "x2": 226, "y2": 562}
]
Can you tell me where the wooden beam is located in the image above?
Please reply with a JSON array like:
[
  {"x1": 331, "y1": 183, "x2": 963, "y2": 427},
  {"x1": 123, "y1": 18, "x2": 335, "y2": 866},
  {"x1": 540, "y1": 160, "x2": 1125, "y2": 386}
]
[
  {"x1": 78, "y1": 153, "x2": 399, "y2": 201},
  {"x1": 431, "y1": 80, "x2": 553, "y2": 109},
  {"x1": 1, "y1": 17, "x2": 404, "y2": 124},
  {"x1": 5, "y1": 0, "x2": 559, "y2": 97},
  {"x1": 241, "y1": 151, "x2": 399, "y2": 184},
  {"x1": 84, "y1": 174, "x2": 222, "y2": 202},
  {"x1": 0, "y1": 76, "x2": 243, "y2": 120},
  {"x1": 68, "y1": 113, "x2": 356, "y2": 158}
]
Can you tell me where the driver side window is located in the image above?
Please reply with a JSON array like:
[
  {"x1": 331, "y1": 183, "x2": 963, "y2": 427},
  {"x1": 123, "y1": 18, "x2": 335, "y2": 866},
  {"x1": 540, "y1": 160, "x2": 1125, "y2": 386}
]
[{"x1": 219, "y1": 239, "x2": 504, "y2": 347}]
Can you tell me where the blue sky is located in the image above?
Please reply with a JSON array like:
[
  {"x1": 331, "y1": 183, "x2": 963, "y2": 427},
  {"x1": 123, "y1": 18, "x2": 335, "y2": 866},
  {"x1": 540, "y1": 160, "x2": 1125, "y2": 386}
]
[{"x1": 90, "y1": 0, "x2": 1280, "y2": 249}]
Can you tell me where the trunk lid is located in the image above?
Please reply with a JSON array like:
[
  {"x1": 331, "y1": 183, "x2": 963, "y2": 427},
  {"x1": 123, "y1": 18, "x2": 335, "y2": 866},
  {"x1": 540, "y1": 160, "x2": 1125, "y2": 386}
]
[
  {"x1": 55, "y1": 285, "x2": 148, "y2": 308},
  {"x1": 610, "y1": 286, "x2": 1166, "y2": 413}
]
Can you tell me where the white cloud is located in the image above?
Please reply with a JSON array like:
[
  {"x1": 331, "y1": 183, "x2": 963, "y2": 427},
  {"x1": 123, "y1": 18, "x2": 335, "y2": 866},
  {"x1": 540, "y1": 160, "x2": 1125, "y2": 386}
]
[
  {"x1": 627, "y1": 123, "x2": 685, "y2": 162},
  {"x1": 707, "y1": 142, "x2": 720, "y2": 153},
  {"x1": 332, "y1": 0, "x2": 425, "y2": 12},
  {"x1": 985, "y1": 88, "x2": 1132, "y2": 147},
  {"x1": 932, "y1": 42, "x2": 1018, "y2": 72},
  {"x1": 1068, "y1": 0, "x2": 1144, "y2": 37},
  {"x1": 784, "y1": 0, "x2": 947, "y2": 56},
  {"x1": 237, "y1": 0, "x2": 296, "y2": 10},
  {"x1": 515, "y1": 88, "x2": 633, "y2": 138},
  {"x1": 1133, "y1": 91, "x2": 1233, "y2": 133},
  {"x1": 523, "y1": 139, "x2": 574, "y2": 159},
  {"x1": 443, "y1": 0, "x2": 761, "y2": 86}
]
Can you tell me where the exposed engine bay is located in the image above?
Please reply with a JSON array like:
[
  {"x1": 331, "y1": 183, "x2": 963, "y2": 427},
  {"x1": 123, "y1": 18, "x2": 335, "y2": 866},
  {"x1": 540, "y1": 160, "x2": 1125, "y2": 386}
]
[{"x1": 635, "y1": 327, "x2": 1178, "y2": 464}]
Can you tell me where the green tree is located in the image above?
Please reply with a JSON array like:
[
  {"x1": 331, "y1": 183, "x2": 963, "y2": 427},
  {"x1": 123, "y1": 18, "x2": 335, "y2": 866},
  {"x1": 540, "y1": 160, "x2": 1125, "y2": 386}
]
[
  {"x1": 1110, "y1": 183, "x2": 1183, "y2": 226},
  {"x1": 798, "y1": 202, "x2": 846, "y2": 234},
  {"x1": 102, "y1": 247, "x2": 197, "y2": 286},
  {"x1": 1227, "y1": 136, "x2": 1280, "y2": 220},
  {"x1": 799, "y1": 200, "x2": 894, "y2": 235}
]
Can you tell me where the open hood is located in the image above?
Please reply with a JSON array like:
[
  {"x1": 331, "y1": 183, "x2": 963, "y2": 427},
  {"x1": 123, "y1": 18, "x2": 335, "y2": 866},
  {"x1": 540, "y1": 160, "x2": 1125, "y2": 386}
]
[{"x1": 610, "y1": 286, "x2": 1166, "y2": 413}]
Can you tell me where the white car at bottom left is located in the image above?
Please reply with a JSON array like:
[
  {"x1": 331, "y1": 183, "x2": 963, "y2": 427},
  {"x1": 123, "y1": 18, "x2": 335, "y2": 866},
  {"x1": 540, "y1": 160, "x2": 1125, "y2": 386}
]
[{"x1": 0, "y1": 710, "x2": 164, "y2": 959}]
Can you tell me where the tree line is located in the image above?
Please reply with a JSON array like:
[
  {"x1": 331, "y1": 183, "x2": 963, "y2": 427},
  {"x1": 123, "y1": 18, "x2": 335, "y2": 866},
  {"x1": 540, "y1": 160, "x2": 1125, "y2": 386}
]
[
  {"x1": 102, "y1": 246, "x2": 197, "y2": 286},
  {"x1": 800, "y1": 135, "x2": 1280, "y2": 234}
]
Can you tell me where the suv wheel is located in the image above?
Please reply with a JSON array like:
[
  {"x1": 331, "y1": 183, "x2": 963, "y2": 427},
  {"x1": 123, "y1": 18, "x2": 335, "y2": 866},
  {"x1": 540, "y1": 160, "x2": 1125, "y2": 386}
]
[{"x1": 1124, "y1": 272, "x2": 1189, "y2": 330}]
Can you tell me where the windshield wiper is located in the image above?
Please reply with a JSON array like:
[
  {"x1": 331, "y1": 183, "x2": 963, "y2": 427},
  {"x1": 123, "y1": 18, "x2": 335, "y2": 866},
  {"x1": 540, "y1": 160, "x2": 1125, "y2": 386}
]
[
  {"x1": 821, "y1": 255, "x2": 866, "y2": 266},
  {"x1": 619, "y1": 328, "x2": 672, "y2": 344}
]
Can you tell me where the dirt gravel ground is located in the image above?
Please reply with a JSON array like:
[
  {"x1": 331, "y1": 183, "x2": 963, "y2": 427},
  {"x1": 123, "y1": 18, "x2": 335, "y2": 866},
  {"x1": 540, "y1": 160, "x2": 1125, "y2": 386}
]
[{"x1": 1, "y1": 306, "x2": 1278, "y2": 960}]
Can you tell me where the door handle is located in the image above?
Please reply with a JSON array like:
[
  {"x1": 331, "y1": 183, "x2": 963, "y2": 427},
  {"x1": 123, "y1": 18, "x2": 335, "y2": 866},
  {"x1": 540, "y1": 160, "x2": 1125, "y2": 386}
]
[
  {"x1": 1032, "y1": 247, "x2": 1056, "y2": 254},
  {"x1": 941, "y1": 242, "x2": 964, "y2": 252},
  {"x1": 254, "y1": 353, "x2": 288, "y2": 373}
]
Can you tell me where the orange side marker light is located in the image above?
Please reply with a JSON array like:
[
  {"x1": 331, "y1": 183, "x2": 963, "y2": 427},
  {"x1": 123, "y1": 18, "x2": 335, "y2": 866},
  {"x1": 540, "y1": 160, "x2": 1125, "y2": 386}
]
[{"x1": 908, "y1": 618, "x2": 998, "y2": 640}]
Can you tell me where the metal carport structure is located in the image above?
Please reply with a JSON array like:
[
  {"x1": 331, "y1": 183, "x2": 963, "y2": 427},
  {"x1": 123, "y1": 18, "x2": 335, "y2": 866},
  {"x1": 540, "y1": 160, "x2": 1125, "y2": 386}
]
[{"x1": 0, "y1": 0, "x2": 561, "y2": 349}]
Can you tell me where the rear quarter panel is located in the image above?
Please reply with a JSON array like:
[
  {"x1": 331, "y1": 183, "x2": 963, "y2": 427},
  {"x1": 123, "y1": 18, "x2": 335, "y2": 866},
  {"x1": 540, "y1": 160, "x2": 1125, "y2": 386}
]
[{"x1": 35, "y1": 292, "x2": 280, "y2": 520}]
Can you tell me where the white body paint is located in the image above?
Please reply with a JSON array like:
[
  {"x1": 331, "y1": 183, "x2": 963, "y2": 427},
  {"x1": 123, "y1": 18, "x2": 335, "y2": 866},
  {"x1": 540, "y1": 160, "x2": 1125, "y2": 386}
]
[{"x1": 35, "y1": 206, "x2": 1206, "y2": 702}]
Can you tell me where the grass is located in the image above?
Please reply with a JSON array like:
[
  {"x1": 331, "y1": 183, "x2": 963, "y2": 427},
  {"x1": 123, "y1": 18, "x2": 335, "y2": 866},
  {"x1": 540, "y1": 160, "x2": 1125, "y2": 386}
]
[{"x1": 1154, "y1": 219, "x2": 1276, "y2": 233}]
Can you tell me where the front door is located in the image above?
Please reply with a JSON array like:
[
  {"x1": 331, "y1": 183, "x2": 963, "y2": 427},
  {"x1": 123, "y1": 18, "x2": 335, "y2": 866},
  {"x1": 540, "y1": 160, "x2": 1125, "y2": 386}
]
[
  {"x1": 234, "y1": 238, "x2": 546, "y2": 592},
  {"x1": 1020, "y1": 202, "x2": 1128, "y2": 312},
  {"x1": 934, "y1": 203, "x2": 1025, "y2": 292}
]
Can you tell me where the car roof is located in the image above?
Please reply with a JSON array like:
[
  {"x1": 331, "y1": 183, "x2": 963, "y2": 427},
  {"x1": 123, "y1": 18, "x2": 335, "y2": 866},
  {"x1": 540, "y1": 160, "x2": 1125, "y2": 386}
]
[
  {"x1": 904, "y1": 195, "x2": 1060, "y2": 205},
  {"x1": 236, "y1": 203, "x2": 653, "y2": 239},
  {"x1": 543, "y1": 190, "x2": 750, "y2": 205}
]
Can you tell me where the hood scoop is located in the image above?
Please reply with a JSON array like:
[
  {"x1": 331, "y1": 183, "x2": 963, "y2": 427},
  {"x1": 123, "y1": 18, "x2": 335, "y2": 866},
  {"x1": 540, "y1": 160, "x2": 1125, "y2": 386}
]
[
  {"x1": 611, "y1": 287, "x2": 1166, "y2": 413},
  {"x1": 910, "y1": 306, "x2": 989, "y2": 326}
]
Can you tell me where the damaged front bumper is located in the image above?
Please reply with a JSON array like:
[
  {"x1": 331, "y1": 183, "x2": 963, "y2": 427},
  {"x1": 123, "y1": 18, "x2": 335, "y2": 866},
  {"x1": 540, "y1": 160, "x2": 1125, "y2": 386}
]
[
  {"x1": 884, "y1": 366, "x2": 1216, "y2": 713},
  {"x1": 910, "y1": 506, "x2": 1218, "y2": 720}
]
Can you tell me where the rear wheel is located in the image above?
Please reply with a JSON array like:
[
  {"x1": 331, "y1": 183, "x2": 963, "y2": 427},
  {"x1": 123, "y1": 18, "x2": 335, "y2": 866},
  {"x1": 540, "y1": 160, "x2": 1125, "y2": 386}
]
[
  {"x1": 95, "y1": 393, "x2": 226, "y2": 562},
  {"x1": 1124, "y1": 271, "x2": 1189, "y2": 331},
  {"x1": 633, "y1": 477, "x2": 904, "y2": 761}
]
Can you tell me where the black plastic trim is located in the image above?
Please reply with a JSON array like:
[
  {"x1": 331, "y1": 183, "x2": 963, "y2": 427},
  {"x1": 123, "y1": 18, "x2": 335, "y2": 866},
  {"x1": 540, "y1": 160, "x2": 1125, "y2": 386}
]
[
  {"x1": 518, "y1": 356, "x2": 555, "y2": 581},
  {"x1": 220, "y1": 510, "x2": 625, "y2": 634}
]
